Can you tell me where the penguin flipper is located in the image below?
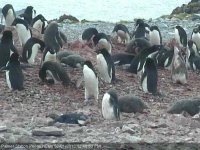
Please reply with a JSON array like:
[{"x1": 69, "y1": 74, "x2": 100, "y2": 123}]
[
  {"x1": 147, "y1": 69, "x2": 158, "y2": 94},
  {"x1": 9, "y1": 69, "x2": 24, "y2": 90},
  {"x1": 110, "y1": 97, "x2": 120, "y2": 120}
]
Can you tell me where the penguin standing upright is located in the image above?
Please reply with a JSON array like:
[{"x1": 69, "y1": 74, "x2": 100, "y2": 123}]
[
  {"x1": 0, "y1": 31, "x2": 17, "y2": 68},
  {"x1": 2, "y1": 4, "x2": 16, "y2": 26},
  {"x1": 188, "y1": 40, "x2": 199, "y2": 56},
  {"x1": 191, "y1": 27, "x2": 200, "y2": 50},
  {"x1": 83, "y1": 60, "x2": 99, "y2": 103},
  {"x1": 174, "y1": 25, "x2": 187, "y2": 47},
  {"x1": 102, "y1": 89, "x2": 120, "y2": 120},
  {"x1": 149, "y1": 26, "x2": 162, "y2": 46},
  {"x1": 11, "y1": 18, "x2": 32, "y2": 47},
  {"x1": 20, "y1": 6, "x2": 36, "y2": 25},
  {"x1": 21, "y1": 37, "x2": 45, "y2": 64},
  {"x1": 82, "y1": 27, "x2": 98, "y2": 44},
  {"x1": 188, "y1": 48, "x2": 200, "y2": 71},
  {"x1": 171, "y1": 46, "x2": 187, "y2": 84},
  {"x1": 96, "y1": 48, "x2": 116, "y2": 83},
  {"x1": 31, "y1": 14, "x2": 47, "y2": 34},
  {"x1": 44, "y1": 22, "x2": 66, "y2": 52},
  {"x1": 112, "y1": 24, "x2": 130, "y2": 44},
  {"x1": 42, "y1": 47, "x2": 57, "y2": 64},
  {"x1": 39, "y1": 61, "x2": 70, "y2": 86},
  {"x1": 93, "y1": 33, "x2": 112, "y2": 53},
  {"x1": 141, "y1": 57, "x2": 158, "y2": 95},
  {"x1": 132, "y1": 19, "x2": 150, "y2": 39},
  {"x1": 2, "y1": 53, "x2": 24, "y2": 90}
]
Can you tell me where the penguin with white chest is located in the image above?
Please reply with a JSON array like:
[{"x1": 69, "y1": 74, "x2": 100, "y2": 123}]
[
  {"x1": 112, "y1": 24, "x2": 130, "y2": 44},
  {"x1": 20, "y1": 6, "x2": 36, "y2": 25},
  {"x1": 11, "y1": 18, "x2": 32, "y2": 47},
  {"x1": 175, "y1": 25, "x2": 187, "y2": 47},
  {"x1": 102, "y1": 89, "x2": 120, "y2": 120},
  {"x1": 83, "y1": 60, "x2": 99, "y2": 103},
  {"x1": 0, "y1": 30, "x2": 17, "y2": 68},
  {"x1": 2, "y1": 53, "x2": 24, "y2": 91},
  {"x1": 96, "y1": 48, "x2": 116, "y2": 83},
  {"x1": 2, "y1": 4, "x2": 16, "y2": 27},
  {"x1": 191, "y1": 27, "x2": 200, "y2": 50},
  {"x1": 141, "y1": 57, "x2": 158, "y2": 95},
  {"x1": 132, "y1": 19, "x2": 150, "y2": 39},
  {"x1": 42, "y1": 47, "x2": 57, "y2": 64},
  {"x1": 149, "y1": 26, "x2": 162, "y2": 46},
  {"x1": 31, "y1": 14, "x2": 47, "y2": 34},
  {"x1": 21, "y1": 37, "x2": 45, "y2": 64}
]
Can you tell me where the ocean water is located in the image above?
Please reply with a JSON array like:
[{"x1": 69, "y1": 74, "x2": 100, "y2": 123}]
[{"x1": 0, "y1": 0, "x2": 190, "y2": 22}]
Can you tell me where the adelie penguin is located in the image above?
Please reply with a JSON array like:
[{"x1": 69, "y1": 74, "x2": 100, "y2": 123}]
[
  {"x1": 1, "y1": 53, "x2": 24, "y2": 91},
  {"x1": 56, "y1": 50, "x2": 76, "y2": 62},
  {"x1": 19, "y1": 6, "x2": 36, "y2": 25},
  {"x1": 96, "y1": 48, "x2": 116, "y2": 83},
  {"x1": 112, "y1": 53, "x2": 135, "y2": 66},
  {"x1": 31, "y1": 14, "x2": 48, "y2": 34},
  {"x1": 61, "y1": 54, "x2": 86, "y2": 68},
  {"x1": 83, "y1": 60, "x2": 99, "y2": 103},
  {"x1": 171, "y1": 46, "x2": 187, "y2": 84},
  {"x1": 118, "y1": 95, "x2": 147, "y2": 113},
  {"x1": 102, "y1": 89, "x2": 120, "y2": 120},
  {"x1": 0, "y1": 31, "x2": 17, "y2": 68},
  {"x1": 174, "y1": 25, "x2": 187, "y2": 47},
  {"x1": 141, "y1": 57, "x2": 158, "y2": 95},
  {"x1": 188, "y1": 47, "x2": 200, "y2": 72},
  {"x1": 11, "y1": 18, "x2": 32, "y2": 47},
  {"x1": 191, "y1": 27, "x2": 200, "y2": 50},
  {"x1": 39, "y1": 61, "x2": 70, "y2": 86},
  {"x1": 132, "y1": 19, "x2": 150, "y2": 39},
  {"x1": 93, "y1": 33, "x2": 112, "y2": 54},
  {"x1": 42, "y1": 47, "x2": 57, "y2": 64},
  {"x1": 149, "y1": 25, "x2": 162, "y2": 46},
  {"x1": 82, "y1": 27, "x2": 98, "y2": 44},
  {"x1": 2, "y1": 4, "x2": 16, "y2": 27},
  {"x1": 44, "y1": 21, "x2": 67, "y2": 52},
  {"x1": 20, "y1": 37, "x2": 45, "y2": 64},
  {"x1": 112, "y1": 24, "x2": 130, "y2": 44}
]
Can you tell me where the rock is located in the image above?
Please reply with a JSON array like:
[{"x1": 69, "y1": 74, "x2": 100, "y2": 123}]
[
  {"x1": 0, "y1": 125, "x2": 7, "y2": 132},
  {"x1": 32, "y1": 127, "x2": 64, "y2": 136},
  {"x1": 11, "y1": 127, "x2": 31, "y2": 136},
  {"x1": 191, "y1": 14, "x2": 200, "y2": 20},
  {"x1": 58, "y1": 14, "x2": 79, "y2": 23}
]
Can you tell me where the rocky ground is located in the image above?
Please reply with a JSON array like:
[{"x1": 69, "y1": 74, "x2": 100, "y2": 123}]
[{"x1": 1, "y1": 18, "x2": 200, "y2": 149}]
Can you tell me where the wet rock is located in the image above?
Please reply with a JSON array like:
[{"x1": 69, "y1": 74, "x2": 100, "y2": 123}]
[{"x1": 32, "y1": 127, "x2": 64, "y2": 136}]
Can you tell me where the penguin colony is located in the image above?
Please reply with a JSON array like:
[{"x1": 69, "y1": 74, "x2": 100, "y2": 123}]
[{"x1": 1, "y1": 3, "x2": 200, "y2": 125}]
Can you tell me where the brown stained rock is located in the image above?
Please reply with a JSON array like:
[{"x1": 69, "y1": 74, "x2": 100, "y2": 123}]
[{"x1": 32, "y1": 127, "x2": 64, "y2": 136}]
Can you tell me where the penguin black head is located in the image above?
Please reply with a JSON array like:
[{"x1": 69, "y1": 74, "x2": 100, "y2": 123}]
[
  {"x1": 112, "y1": 24, "x2": 129, "y2": 33},
  {"x1": 45, "y1": 47, "x2": 56, "y2": 54},
  {"x1": 36, "y1": 14, "x2": 47, "y2": 22},
  {"x1": 107, "y1": 89, "x2": 118, "y2": 100},
  {"x1": 24, "y1": 6, "x2": 36, "y2": 15},
  {"x1": 11, "y1": 18, "x2": 29, "y2": 29},
  {"x1": 193, "y1": 28, "x2": 199, "y2": 34},
  {"x1": 2, "y1": 4, "x2": 15, "y2": 18},
  {"x1": 150, "y1": 26, "x2": 159, "y2": 31},
  {"x1": 95, "y1": 48, "x2": 109, "y2": 55},
  {"x1": 9, "y1": 53, "x2": 20, "y2": 65},
  {"x1": 145, "y1": 57, "x2": 156, "y2": 69},
  {"x1": 135, "y1": 19, "x2": 144, "y2": 26},
  {"x1": 93, "y1": 33, "x2": 109, "y2": 46},
  {"x1": 82, "y1": 28, "x2": 98, "y2": 41},
  {"x1": 1, "y1": 30, "x2": 13, "y2": 43}
]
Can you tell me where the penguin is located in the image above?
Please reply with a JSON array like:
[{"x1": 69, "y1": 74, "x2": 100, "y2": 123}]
[
  {"x1": 0, "y1": 24, "x2": 5, "y2": 33},
  {"x1": 0, "y1": 30, "x2": 17, "y2": 68},
  {"x1": 171, "y1": 46, "x2": 187, "y2": 84},
  {"x1": 118, "y1": 95, "x2": 147, "y2": 113},
  {"x1": 19, "y1": 6, "x2": 36, "y2": 25},
  {"x1": 20, "y1": 37, "x2": 45, "y2": 64},
  {"x1": 187, "y1": 40, "x2": 199, "y2": 56},
  {"x1": 43, "y1": 22, "x2": 66, "y2": 52},
  {"x1": 112, "y1": 53, "x2": 135, "y2": 66},
  {"x1": 132, "y1": 19, "x2": 150, "y2": 39},
  {"x1": 39, "y1": 61, "x2": 70, "y2": 86},
  {"x1": 42, "y1": 47, "x2": 57, "y2": 64},
  {"x1": 2, "y1": 53, "x2": 24, "y2": 91},
  {"x1": 11, "y1": 18, "x2": 32, "y2": 47},
  {"x1": 191, "y1": 27, "x2": 200, "y2": 50},
  {"x1": 83, "y1": 60, "x2": 99, "y2": 103},
  {"x1": 93, "y1": 33, "x2": 112, "y2": 53},
  {"x1": 96, "y1": 48, "x2": 116, "y2": 83},
  {"x1": 2, "y1": 4, "x2": 16, "y2": 26},
  {"x1": 56, "y1": 50, "x2": 76, "y2": 62},
  {"x1": 174, "y1": 25, "x2": 187, "y2": 47},
  {"x1": 112, "y1": 24, "x2": 130, "y2": 44},
  {"x1": 82, "y1": 27, "x2": 98, "y2": 44},
  {"x1": 188, "y1": 47, "x2": 200, "y2": 71},
  {"x1": 61, "y1": 54, "x2": 86, "y2": 68},
  {"x1": 31, "y1": 14, "x2": 47, "y2": 34},
  {"x1": 48, "y1": 112, "x2": 89, "y2": 126},
  {"x1": 141, "y1": 57, "x2": 158, "y2": 95},
  {"x1": 126, "y1": 38, "x2": 151, "y2": 56},
  {"x1": 102, "y1": 89, "x2": 120, "y2": 120},
  {"x1": 149, "y1": 25, "x2": 162, "y2": 46},
  {"x1": 167, "y1": 98, "x2": 200, "y2": 116}
]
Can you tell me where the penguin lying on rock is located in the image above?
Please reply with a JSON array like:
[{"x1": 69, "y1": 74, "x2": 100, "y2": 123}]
[
  {"x1": 167, "y1": 98, "x2": 200, "y2": 116},
  {"x1": 56, "y1": 50, "x2": 76, "y2": 62},
  {"x1": 118, "y1": 95, "x2": 147, "y2": 113},
  {"x1": 1, "y1": 53, "x2": 24, "y2": 91},
  {"x1": 39, "y1": 61, "x2": 70, "y2": 86},
  {"x1": 48, "y1": 112, "x2": 89, "y2": 126},
  {"x1": 102, "y1": 89, "x2": 120, "y2": 120},
  {"x1": 61, "y1": 54, "x2": 86, "y2": 68}
]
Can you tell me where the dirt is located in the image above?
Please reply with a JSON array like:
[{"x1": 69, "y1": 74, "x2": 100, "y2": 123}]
[{"x1": 1, "y1": 20, "x2": 200, "y2": 149}]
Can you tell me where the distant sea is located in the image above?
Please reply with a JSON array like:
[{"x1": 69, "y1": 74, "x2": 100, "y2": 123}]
[{"x1": 0, "y1": 0, "x2": 191, "y2": 22}]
